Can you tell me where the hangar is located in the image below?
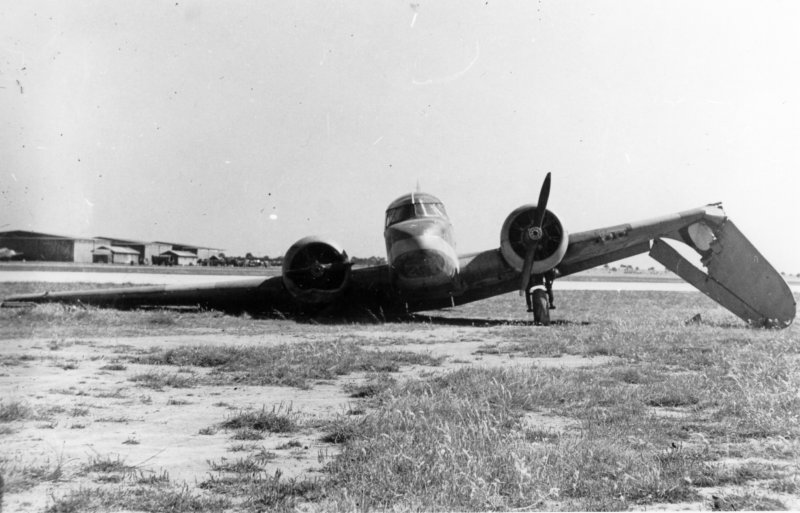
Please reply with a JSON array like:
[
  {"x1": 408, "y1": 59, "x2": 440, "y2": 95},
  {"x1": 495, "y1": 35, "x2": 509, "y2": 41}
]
[
  {"x1": 0, "y1": 231, "x2": 109, "y2": 263},
  {"x1": 0, "y1": 230, "x2": 224, "y2": 265}
]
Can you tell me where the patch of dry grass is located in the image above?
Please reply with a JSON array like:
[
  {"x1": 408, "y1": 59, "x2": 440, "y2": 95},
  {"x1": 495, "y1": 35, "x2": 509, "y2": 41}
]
[
  {"x1": 0, "y1": 400, "x2": 33, "y2": 422},
  {"x1": 220, "y1": 404, "x2": 299, "y2": 434},
  {"x1": 131, "y1": 340, "x2": 443, "y2": 388},
  {"x1": 45, "y1": 484, "x2": 232, "y2": 513}
]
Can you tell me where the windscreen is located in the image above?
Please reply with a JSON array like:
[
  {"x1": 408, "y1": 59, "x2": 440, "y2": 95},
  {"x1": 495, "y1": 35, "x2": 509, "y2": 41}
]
[{"x1": 386, "y1": 202, "x2": 448, "y2": 227}]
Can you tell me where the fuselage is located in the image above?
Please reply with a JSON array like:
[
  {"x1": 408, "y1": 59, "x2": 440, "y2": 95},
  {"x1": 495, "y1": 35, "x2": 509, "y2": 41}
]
[{"x1": 384, "y1": 192, "x2": 459, "y2": 297}]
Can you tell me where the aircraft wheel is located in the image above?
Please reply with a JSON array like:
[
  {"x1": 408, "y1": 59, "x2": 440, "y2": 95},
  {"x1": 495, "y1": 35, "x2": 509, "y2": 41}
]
[{"x1": 532, "y1": 289, "x2": 550, "y2": 326}]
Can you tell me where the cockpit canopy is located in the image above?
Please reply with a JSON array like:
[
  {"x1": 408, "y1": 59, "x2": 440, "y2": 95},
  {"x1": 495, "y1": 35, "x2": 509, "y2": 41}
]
[{"x1": 385, "y1": 192, "x2": 449, "y2": 228}]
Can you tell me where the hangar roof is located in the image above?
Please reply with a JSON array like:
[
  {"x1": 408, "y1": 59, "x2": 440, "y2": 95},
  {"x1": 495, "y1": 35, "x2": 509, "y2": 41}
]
[
  {"x1": 160, "y1": 250, "x2": 198, "y2": 258},
  {"x1": 154, "y1": 241, "x2": 224, "y2": 251},
  {"x1": 92, "y1": 245, "x2": 141, "y2": 255},
  {"x1": 95, "y1": 236, "x2": 150, "y2": 245},
  {"x1": 0, "y1": 230, "x2": 106, "y2": 242}
]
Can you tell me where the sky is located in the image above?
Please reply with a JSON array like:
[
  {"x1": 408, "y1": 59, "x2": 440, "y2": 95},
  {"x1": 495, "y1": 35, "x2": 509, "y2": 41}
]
[{"x1": 1, "y1": 1, "x2": 799, "y2": 273}]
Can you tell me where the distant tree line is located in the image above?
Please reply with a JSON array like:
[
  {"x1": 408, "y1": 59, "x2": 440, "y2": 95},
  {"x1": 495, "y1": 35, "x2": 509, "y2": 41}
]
[
  {"x1": 197, "y1": 253, "x2": 386, "y2": 268},
  {"x1": 602, "y1": 263, "x2": 658, "y2": 273}
]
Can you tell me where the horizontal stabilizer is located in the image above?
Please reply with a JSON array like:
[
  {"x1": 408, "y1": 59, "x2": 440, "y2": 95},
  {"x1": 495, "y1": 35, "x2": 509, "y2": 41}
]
[{"x1": 650, "y1": 221, "x2": 795, "y2": 328}]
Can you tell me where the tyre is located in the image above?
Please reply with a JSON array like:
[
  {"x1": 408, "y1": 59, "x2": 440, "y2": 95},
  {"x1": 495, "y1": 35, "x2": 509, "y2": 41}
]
[{"x1": 532, "y1": 289, "x2": 550, "y2": 326}]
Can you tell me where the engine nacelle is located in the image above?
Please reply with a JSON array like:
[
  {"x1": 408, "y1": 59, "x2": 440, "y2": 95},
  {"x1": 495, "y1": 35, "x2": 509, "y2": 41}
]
[
  {"x1": 500, "y1": 205, "x2": 569, "y2": 274},
  {"x1": 282, "y1": 236, "x2": 351, "y2": 305}
]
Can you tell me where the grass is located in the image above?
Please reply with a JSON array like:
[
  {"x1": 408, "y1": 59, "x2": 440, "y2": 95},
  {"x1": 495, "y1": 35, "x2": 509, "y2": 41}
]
[
  {"x1": 321, "y1": 369, "x2": 714, "y2": 510},
  {"x1": 128, "y1": 370, "x2": 196, "y2": 389},
  {"x1": 94, "y1": 416, "x2": 129, "y2": 423},
  {"x1": 130, "y1": 340, "x2": 443, "y2": 388},
  {"x1": 710, "y1": 492, "x2": 786, "y2": 510},
  {"x1": 3, "y1": 287, "x2": 797, "y2": 511},
  {"x1": 197, "y1": 471, "x2": 323, "y2": 511},
  {"x1": 82, "y1": 454, "x2": 135, "y2": 475},
  {"x1": 228, "y1": 443, "x2": 260, "y2": 452},
  {"x1": 220, "y1": 404, "x2": 298, "y2": 434},
  {"x1": 693, "y1": 461, "x2": 785, "y2": 487},
  {"x1": 342, "y1": 374, "x2": 396, "y2": 398},
  {"x1": 0, "y1": 454, "x2": 67, "y2": 493},
  {"x1": 0, "y1": 400, "x2": 32, "y2": 422},
  {"x1": 312, "y1": 295, "x2": 800, "y2": 511},
  {"x1": 98, "y1": 363, "x2": 127, "y2": 371},
  {"x1": 0, "y1": 354, "x2": 36, "y2": 366},
  {"x1": 275, "y1": 440, "x2": 304, "y2": 450},
  {"x1": 769, "y1": 475, "x2": 799, "y2": 494},
  {"x1": 208, "y1": 456, "x2": 263, "y2": 474},
  {"x1": 229, "y1": 428, "x2": 263, "y2": 440},
  {"x1": 137, "y1": 469, "x2": 170, "y2": 485},
  {"x1": 45, "y1": 484, "x2": 232, "y2": 513}
]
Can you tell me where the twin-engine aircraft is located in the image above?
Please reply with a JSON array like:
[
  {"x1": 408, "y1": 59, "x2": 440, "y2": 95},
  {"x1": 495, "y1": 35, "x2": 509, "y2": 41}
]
[{"x1": 3, "y1": 174, "x2": 796, "y2": 328}]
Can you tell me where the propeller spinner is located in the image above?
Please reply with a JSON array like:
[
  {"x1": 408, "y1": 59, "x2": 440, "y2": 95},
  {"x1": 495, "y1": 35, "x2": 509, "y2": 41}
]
[{"x1": 519, "y1": 172, "x2": 552, "y2": 296}]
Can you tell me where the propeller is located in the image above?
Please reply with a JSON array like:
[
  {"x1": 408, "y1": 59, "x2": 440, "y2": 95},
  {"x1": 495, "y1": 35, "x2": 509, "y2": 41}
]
[{"x1": 519, "y1": 172, "x2": 551, "y2": 296}]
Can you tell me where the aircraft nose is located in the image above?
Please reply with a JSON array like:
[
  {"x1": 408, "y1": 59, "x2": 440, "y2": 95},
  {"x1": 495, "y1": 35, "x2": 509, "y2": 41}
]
[
  {"x1": 393, "y1": 248, "x2": 454, "y2": 279},
  {"x1": 386, "y1": 220, "x2": 459, "y2": 282}
]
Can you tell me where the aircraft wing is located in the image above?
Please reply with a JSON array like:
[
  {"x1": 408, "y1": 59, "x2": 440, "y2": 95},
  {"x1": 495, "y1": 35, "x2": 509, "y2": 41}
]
[
  {"x1": 558, "y1": 204, "x2": 796, "y2": 327},
  {"x1": 0, "y1": 265, "x2": 396, "y2": 317},
  {"x1": 451, "y1": 203, "x2": 794, "y2": 328},
  {"x1": 1, "y1": 276, "x2": 292, "y2": 313},
  {"x1": 557, "y1": 205, "x2": 722, "y2": 276}
]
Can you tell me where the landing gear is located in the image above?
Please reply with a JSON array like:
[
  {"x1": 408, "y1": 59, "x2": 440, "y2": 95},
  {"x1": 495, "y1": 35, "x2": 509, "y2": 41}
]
[{"x1": 532, "y1": 288, "x2": 550, "y2": 326}]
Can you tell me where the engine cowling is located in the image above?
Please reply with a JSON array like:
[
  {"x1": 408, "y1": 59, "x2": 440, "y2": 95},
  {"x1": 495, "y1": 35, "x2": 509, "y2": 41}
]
[
  {"x1": 282, "y1": 236, "x2": 351, "y2": 304},
  {"x1": 500, "y1": 205, "x2": 569, "y2": 273}
]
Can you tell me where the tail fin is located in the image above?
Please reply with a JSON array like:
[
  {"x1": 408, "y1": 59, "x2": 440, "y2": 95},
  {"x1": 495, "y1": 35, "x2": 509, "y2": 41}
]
[{"x1": 650, "y1": 220, "x2": 795, "y2": 328}]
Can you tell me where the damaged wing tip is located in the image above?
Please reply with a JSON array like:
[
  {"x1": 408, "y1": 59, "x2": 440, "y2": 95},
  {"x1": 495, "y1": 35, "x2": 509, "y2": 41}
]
[
  {"x1": 738, "y1": 309, "x2": 795, "y2": 331},
  {"x1": 752, "y1": 317, "x2": 794, "y2": 330}
]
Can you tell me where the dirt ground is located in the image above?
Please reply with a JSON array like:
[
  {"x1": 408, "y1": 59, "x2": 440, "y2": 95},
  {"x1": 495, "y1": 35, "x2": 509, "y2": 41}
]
[{"x1": 0, "y1": 324, "x2": 616, "y2": 512}]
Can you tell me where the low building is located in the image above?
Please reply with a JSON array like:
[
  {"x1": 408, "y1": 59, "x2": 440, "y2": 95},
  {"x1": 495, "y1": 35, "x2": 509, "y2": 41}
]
[
  {"x1": 96, "y1": 237, "x2": 173, "y2": 265},
  {"x1": 91, "y1": 245, "x2": 141, "y2": 265},
  {"x1": 154, "y1": 241, "x2": 224, "y2": 261},
  {"x1": 156, "y1": 250, "x2": 198, "y2": 266}
]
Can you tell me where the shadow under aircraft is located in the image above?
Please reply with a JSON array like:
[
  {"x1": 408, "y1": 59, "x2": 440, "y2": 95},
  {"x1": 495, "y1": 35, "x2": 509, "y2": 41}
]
[{"x1": 3, "y1": 174, "x2": 796, "y2": 328}]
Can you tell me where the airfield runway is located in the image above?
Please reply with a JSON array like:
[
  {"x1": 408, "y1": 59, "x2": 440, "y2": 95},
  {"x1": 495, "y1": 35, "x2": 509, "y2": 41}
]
[
  {"x1": 0, "y1": 269, "x2": 701, "y2": 291},
  {"x1": 2, "y1": 270, "x2": 799, "y2": 293}
]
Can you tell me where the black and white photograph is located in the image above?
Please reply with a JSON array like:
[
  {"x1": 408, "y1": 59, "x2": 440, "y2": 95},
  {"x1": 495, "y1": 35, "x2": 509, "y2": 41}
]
[{"x1": 1, "y1": 1, "x2": 798, "y2": 511}]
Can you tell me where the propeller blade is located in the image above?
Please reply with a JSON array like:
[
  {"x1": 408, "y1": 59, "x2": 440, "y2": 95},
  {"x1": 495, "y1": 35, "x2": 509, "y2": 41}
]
[
  {"x1": 518, "y1": 172, "x2": 552, "y2": 296},
  {"x1": 533, "y1": 172, "x2": 551, "y2": 227}
]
